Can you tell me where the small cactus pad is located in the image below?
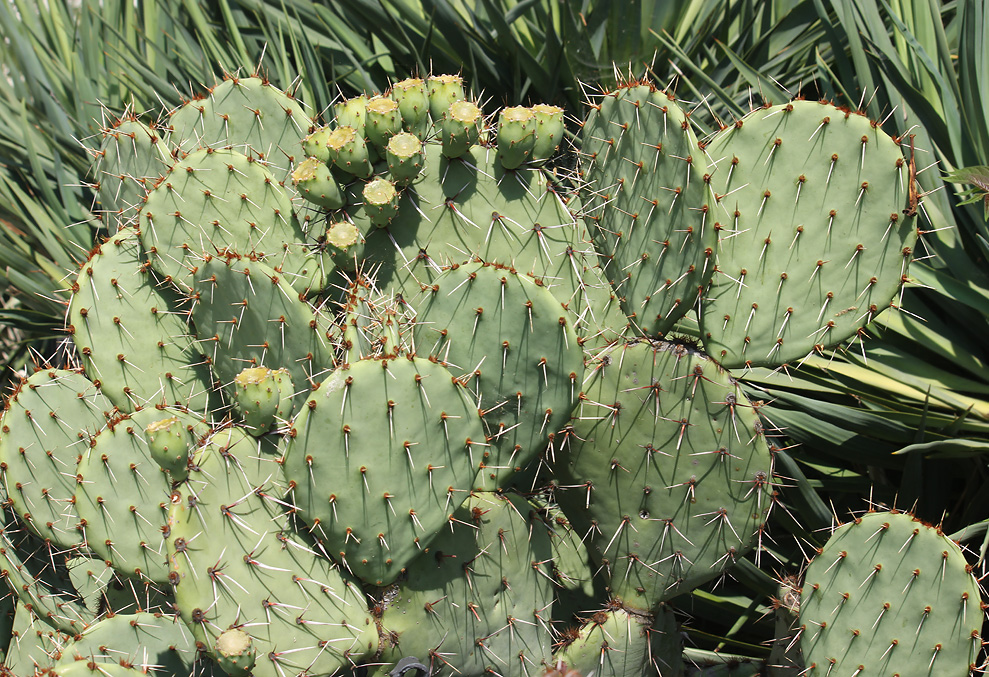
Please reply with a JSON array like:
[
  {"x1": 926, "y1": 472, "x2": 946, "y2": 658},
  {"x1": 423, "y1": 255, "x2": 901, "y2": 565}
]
[
  {"x1": 94, "y1": 117, "x2": 170, "y2": 231},
  {"x1": 556, "y1": 339, "x2": 773, "y2": 608},
  {"x1": 799, "y1": 511, "x2": 982, "y2": 676},
  {"x1": 75, "y1": 406, "x2": 208, "y2": 582},
  {"x1": 700, "y1": 100, "x2": 915, "y2": 367},
  {"x1": 412, "y1": 262, "x2": 583, "y2": 489},
  {"x1": 0, "y1": 369, "x2": 111, "y2": 549},
  {"x1": 167, "y1": 430, "x2": 374, "y2": 677},
  {"x1": 283, "y1": 356, "x2": 485, "y2": 585},
  {"x1": 374, "y1": 491, "x2": 556, "y2": 675},
  {"x1": 168, "y1": 76, "x2": 311, "y2": 186},
  {"x1": 144, "y1": 415, "x2": 195, "y2": 481},
  {"x1": 214, "y1": 626, "x2": 256, "y2": 677},
  {"x1": 190, "y1": 253, "x2": 332, "y2": 404},
  {"x1": 54, "y1": 611, "x2": 199, "y2": 675},
  {"x1": 138, "y1": 148, "x2": 305, "y2": 292},
  {"x1": 581, "y1": 84, "x2": 714, "y2": 336},
  {"x1": 553, "y1": 604, "x2": 682, "y2": 676},
  {"x1": 69, "y1": 228, "x2": 217, "y2": 413}
]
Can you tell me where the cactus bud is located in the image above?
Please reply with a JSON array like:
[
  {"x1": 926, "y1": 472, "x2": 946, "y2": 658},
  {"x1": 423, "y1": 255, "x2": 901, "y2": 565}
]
[
  {"x1": 144, "y1": 416, "x2": 193, "y2": 482},
  {"x1": 214, "y1": 627, "x2": 256, "y2": 677},
  {"x1": 232, "y1": 367, "x2": 293, "y2": 435},
  {"x1": 292, "y1": 156, "x2": 345, "y2": 209}
]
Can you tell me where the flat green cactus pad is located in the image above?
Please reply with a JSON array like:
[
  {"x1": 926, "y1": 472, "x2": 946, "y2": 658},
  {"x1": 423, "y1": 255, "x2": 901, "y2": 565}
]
[
  {"x1": 69, "y1": 228, "x2": 217, "y2": 413},
  {"x1": 700, "y1": 100, "x2": 915, "y2": 367},
  {"x1": 0, "y1": 369, "x2": 111, "y2": 549},
  {"x1": 75, "y1": 406, "x2": 209, "y2": 582},
  {"x1": 412, "y1": 262, "x2": 583, "y2": 489},
  {"x1": 138, "y1": 148, "x2": 311, "y2": 292},
  {"x1": 582, "y1": 84, "x2": 715, "y2": 336},
  {"x1": 55, "y1": 611, "x2": 198, "y2": 675},
  {"x1": 799, "y1": 511, "x2": 982, "y2": 676},
  {"x1": 94, "y1": 117, "x2": 170, "y2": 231},
  {"x1": 283, "y1": 356, "x2": 484, "y2": 586},
  {"x1": 167, "y1": 428, "x2": 374, "y2": 677},
  {"x1": 374, "y1": 491, "x2": 556, "y2": 675},
  {"x1": 168, "y1": 76, "x2": 311, "y2": 187},
  {"x1": 190, "y1": 253, "x2": 332, "y2": 406},
  {"x1": 557, "y1": 339, "x2": 773, "y2": 609}
]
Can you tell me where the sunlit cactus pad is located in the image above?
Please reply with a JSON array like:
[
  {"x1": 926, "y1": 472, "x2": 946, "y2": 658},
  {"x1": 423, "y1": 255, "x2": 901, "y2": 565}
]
[
  {"x1": 799, "y1": 510, "x2": 982, "y2": 676},
  {"x1": 557, "y1": 338, "x2": 773, "y2": 608},
  {"x1": 699, "y1": 100, "x2": 914, "y2": 367}
]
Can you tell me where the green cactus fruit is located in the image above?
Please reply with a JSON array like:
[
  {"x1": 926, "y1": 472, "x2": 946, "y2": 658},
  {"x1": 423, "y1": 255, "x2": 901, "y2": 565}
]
[
  {"x1": 497, "y1": 105, "x2": 537, "y2": 169},
  {"x1": 385, "y1": 132, "x2": 424, "y2": 185},
  {"x1": 323, "y1": 220, "x2": 366, "y2": 269},
  {"x1": 94, "y1": 116, "x2": 170, "y2": 231},
  {"x1": 373, "y1": 491, "x2": 556, "y2": 675},
  {"x1": 75, "y1": 406, "x2": 208, "y2": 582},
  {"x1": 365, "y1": 96, "x2": 403, "y2": 155},
  {"x1": 167, "y1": 426, "x2": 374, "y2": 677},
  {"x1": 531, "y1": 103, "x2": 565, "y2": 164},
  {"x1": 144, "y1": 415, "x2": 195, "y2": 481},
  {"x1": 231, "y1": 366, "x2": 293, "y2": 435},
  {"x1": 214, "y1": 627, "x2": 256, "y2": 677},
  {"x1": 412, "y1": 262, "x2": 583, "y2": 489},
  {"x1": 0, "y1": 368, "x2": 111, "y2": 549},
  {"x1": 69, "y1": 228, "x2": 218, "y2": 413},
  {"x1": 189, "y1": 253, "x2": 332, "y2": 410},
  {"x1": 440, "y1": 100, "x2": 482, "y2": 158},
  {"x1": 138, "y1": 148, "x2": 310, "y2": 293},
  {"x1": 335, "y1": 94, "x2": 369, "y2": 135},
  {"x1": 580, "y1": 83, "x2": 715, "y2": 336},
  {"x1": 363, "y1": 177, "x2": 400, "y2": 226},
  {"x1": 699, "y1": 100, "x2": 915, "y2": 367},
  {"x1": 292, "y1": 155, "x2": 345, "y2": 209},
  {"x1": 302, "y1": 124, "x2": 334, "y2": 163},
  {"x1": 283, "y1": 356, "x2": 484, "y2": 585},
  {"x1": 55, "y1": 611, "x2": 199, "y2": 675},
  {"x1": 553, "y1": 603, "x2": 683, "y2": 677},
  {"x1": 168, "y1": 75, "x2": 311, "y2": 186},
  {"x1": 326, "y1": 125, "x2": 373, "y2": 178},
  {"x1": 556, "y1": 339, "x2": 773, "y2": 609},
  {"x1": 799, "y1": 510, "x2": 982, "y2": 676},
  {"x1": 426, "y1": 74, "x2": 466, "y2": 122},
  {"x1": 390, "y1": 77, "x2": 430, "y2": 139}
]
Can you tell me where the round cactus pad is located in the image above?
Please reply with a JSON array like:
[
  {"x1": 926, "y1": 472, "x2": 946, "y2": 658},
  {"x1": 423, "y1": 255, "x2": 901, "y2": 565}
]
[
  {"x1": 0, "y1": 369, "x2": 111, "y2": 549},
  {"x1": 557, "y1": 339, "x2": 773, "y2": 608},
  {"x1": 412, "y1": 262, "x2": 583, "y2": 489},
  {"x1": 581, "y1": 84, "x2": 715, "y2": 336},
  {"x1": 69, "y1": 228, "x2": 217, "y2": 413},
  {"x1": 799, "y1": 511, "x2": 981, "y2": 676},
  {"x1": 167, "y1": 428, "x2": 374, "y2": 677},
  {"x1": 700, "y1": 101, "x2": 915, "y2": 367},
  {"x1": 283, "y1": 356, "x2": 485, "y2": 585}
]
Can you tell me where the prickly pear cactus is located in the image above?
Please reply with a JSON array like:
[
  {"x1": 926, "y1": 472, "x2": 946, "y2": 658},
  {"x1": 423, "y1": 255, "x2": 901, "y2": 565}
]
[{"x1": 0, "y1": 64, "x2": 975, "y2": 677}]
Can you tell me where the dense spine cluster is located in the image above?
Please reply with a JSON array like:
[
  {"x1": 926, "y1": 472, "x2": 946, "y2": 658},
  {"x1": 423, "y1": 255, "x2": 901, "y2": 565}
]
[{"x1": 0, "y1": 67, "x2": 976, "y2": 677}]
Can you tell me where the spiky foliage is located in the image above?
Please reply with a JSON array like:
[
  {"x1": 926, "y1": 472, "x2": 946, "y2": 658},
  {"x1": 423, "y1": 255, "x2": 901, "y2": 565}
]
[{"x1": 0, "y1": 2, "x2": 984, "y2": 672}]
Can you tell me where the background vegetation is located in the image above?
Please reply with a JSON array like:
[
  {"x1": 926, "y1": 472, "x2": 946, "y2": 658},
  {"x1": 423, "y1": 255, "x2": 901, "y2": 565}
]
[{"x1": 2, "y1": 0, "x2": 988, "y2": 664}]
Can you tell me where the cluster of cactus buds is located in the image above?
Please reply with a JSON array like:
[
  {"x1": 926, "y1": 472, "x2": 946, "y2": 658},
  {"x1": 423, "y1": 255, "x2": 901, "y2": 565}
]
[{"x1": 0, "y1": 66, "x2": 978, "y2": 677}]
